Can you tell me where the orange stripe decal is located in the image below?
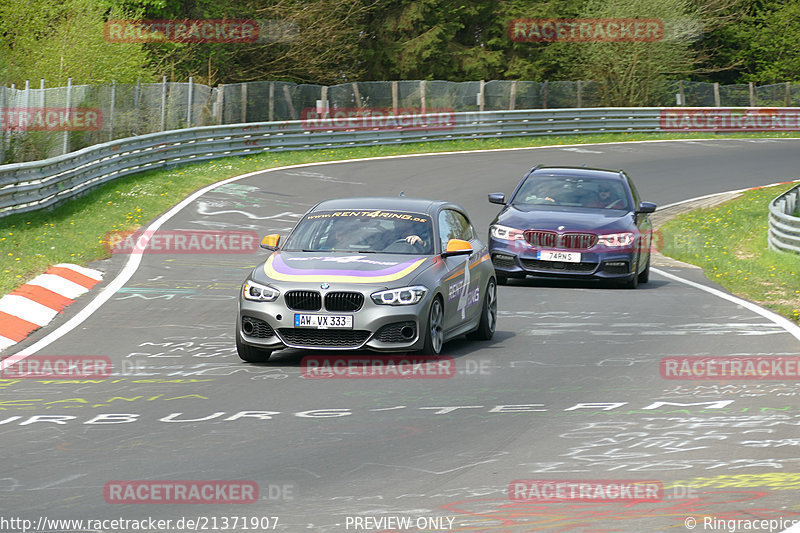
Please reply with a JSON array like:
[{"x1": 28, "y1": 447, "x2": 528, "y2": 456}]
[
  {"x1": 10, "y1": 285, "x2": 73, "y2": 312},
  {"x1": 0, "y1": 311, "x2": 40, "y2": 342},
  {"x1": 46, "y1": 267, "x2": 100, "y2": 289}
]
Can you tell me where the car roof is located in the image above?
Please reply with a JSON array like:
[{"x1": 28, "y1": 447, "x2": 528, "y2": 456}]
[
  {"x1": 530, "y1": 166, "x2": 625, "y2": 181},
  {"x1": 312, "y1": 196, "x2": 462, "y2": 215}
]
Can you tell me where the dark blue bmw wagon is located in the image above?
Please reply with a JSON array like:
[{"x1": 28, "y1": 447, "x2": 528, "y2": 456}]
[{"x1": 487, "y1": 165, "x2": 657, "y2": 289}]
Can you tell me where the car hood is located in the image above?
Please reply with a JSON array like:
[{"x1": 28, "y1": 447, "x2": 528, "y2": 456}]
[
  {"x1": 496, "y1": 205, "x2": 634, "y2": 233},
  {"x1": 258, "y1": 251, "x2": 432, "y2": 285}
]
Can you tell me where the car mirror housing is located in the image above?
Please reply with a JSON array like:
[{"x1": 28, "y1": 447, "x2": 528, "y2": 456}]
[
  {"x1": 442, "y1": 238, "x2": 473, "y2": 257},
  {"x1": 488, "y1": 193, "x2": 506, "y2": 205},
  {"x1": 636, "y1": 202, "x2": 657, "y2": 214},
  {"x1": 260, "y1": 234, "x2": 281, "y2": 250}
]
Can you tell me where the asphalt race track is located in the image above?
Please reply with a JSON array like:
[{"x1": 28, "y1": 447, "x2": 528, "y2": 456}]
[{"x1": 3, "y1": 138, "x2": 800, "y2": 532}]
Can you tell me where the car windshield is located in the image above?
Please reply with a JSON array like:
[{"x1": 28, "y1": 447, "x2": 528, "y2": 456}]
[
  {"x1": 282, "y1": 209, "x2": 435, "y2": 254},
  {"x1": 512, "y1": 176, "x2": 631, "y2": 211}
]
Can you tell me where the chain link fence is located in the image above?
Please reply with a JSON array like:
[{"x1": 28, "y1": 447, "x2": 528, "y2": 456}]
[{"x1": 3, "y1": 79, "x2": 800, "y2": 163}]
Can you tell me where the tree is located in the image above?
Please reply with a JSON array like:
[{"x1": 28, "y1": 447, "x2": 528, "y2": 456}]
[
  {"x1": 731, "y1": 1, "x2": 800, "y2": 83},
  {"x1": 565, "y1": 0, "x2": 700, "y2": 106},
  {"x1": 119, "y1": 0, "x2": 375, "y2": 84},
  {"x1": 0, "y1": 0, "x2": 154, "y2": 86}
]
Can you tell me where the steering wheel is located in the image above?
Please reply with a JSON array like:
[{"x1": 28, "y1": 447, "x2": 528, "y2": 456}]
[
  {"x1": 605, "y1": 199, "x2": 623, "y2": 209},
  {"x1": 388, "y1": 238, "x2": 424, "y2": 251}
]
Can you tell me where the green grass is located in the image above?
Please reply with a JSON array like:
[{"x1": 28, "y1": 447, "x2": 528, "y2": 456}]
[
  {"x1": 659, "y1": 183, "x2": 800, "y2": 325},
  {"x1": 2, "y1": 130, "x2": 800, "y2": 298}
]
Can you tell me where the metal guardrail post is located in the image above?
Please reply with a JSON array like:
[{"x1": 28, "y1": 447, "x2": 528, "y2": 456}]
[
  {"x1": 187, "y1": 76, "x2": 193, "y2": 128},
  {"x1": 160, "y1": 76, "x2": 167, "y2": 132},
  {"x1": 0, "y1": 86, "x2": 6, "y2": 164},
  {"x1": 133, "y1": 79, "x2": 140, "y2": 135},
  {"x1": 63, "y1": 77, "x2": 72, "y2": 155},
  {"x1": 109, "y1": 81, "x2": 116, "y2": 140}
]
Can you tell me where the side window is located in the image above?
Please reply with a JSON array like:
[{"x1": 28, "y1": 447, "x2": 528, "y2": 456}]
[
  {"x1": 625, "y1": 173, "x2": 641, "y2": 206},
  {"x1": 438, "y1": 209, "x2": 473, "y2": 248},
  {"x1": 454, "y1": 211, "x2": 474, "y2": 241},
  {"x1": 438, "y1": 210, "x2": 456, "y2": 249}
]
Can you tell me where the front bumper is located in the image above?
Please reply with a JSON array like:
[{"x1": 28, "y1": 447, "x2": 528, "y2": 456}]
[
  {"x1": 489, "y1": 238, "x2": 639, "y2": 281},
  {"x1": 237, "y1": 291, "x2": 430, "y2": 352}
]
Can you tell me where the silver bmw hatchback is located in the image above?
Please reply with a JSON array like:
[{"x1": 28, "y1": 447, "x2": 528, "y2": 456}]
[{"x1": 236, "y1": 197, "x2": 497, "y2": 362}]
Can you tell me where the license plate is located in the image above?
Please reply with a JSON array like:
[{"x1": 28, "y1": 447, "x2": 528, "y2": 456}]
[
  {"x1": 537, "y1": 250, "x2": 581, "y2": 263},
  {"x1": 294, "y1": 314, "x2": 353, "y2": 329}
]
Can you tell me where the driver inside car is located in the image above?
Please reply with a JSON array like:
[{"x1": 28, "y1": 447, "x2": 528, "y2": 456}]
[
  {"x1": 376, "y1": 217, "x2": 432, "y2": 252},
  {"x1": 587, "y1": 184, "x2": 623, "y2": 208}
]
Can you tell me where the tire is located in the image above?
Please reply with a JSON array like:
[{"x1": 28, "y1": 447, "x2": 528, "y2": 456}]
[
  {"x1": 467, "y1": 278, "x2": 497, "y2": 341},
  {"x1": 638, "y1": 254, "x2": 650, "y2": 284},
  {"x1": 421, "y1": 296, "x2": 444, "y2": 355},
  {"x1": 236, "y1": 333, "x2": 272, "y2": 363}
]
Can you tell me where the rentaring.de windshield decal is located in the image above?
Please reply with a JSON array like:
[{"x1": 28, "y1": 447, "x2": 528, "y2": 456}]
[{"x1": 263, "y1": 253, "x2": 427, "y2": 283}]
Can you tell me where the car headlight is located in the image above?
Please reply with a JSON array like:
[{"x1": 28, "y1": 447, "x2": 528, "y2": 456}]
[
  {"x1": 490, "y1": 224, "x2": 524, "y2": 241},
  {"x1": 598, "y1": 232, "x2": 635, "y2": 247},
  {"x1": 243, "y1": 280, "x2": 280, "y2": 302},
  {"x1": 371, "y1": 286, "x2": 427, "y2": 305}
]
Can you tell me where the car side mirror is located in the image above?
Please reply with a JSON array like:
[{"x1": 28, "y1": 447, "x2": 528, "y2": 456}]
[
  {"x1": 260, "y1": 234, "x2": 281, "y2": 250},
  {"x1": 636, "y1": 202, "x2": 657, "y2": 214},
  {"x1": 442, "y1": 238, "x2": 473, "y2": 257},
  {"x1": 488, "y1": 193, "x2": 506, "y2": 205}
]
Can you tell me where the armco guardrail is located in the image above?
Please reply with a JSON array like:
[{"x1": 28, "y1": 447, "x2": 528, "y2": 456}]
[
  {"x1": 1, "y1": 107, "x2": 661, "y2": 218},
  {"x1": 768, "y1": 185, "x2": 800, "y2": 254}
]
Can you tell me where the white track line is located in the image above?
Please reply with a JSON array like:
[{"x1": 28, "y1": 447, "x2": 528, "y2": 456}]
[
  {"x1": 3, "y1": 138, "x2": 800, "y2": 366},
  {"x1": 652, "y1": 268, "x2": 800, "y2": 342},
  {"x1": 658, "y1": 178, "x2": 800, "y2": 210}
]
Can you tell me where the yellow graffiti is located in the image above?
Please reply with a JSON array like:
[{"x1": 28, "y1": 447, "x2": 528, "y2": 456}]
[
  {"x1": 667, "y1": 473, "x2": 800, "y2": 490},
  {"x1": 0, "y1": 394, "x2": 210, "y2": 410}
]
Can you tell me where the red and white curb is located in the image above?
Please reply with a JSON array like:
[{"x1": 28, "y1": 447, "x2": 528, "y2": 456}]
[{"x1": 0, "y1": 264, "x2": 103, "y2": 352}]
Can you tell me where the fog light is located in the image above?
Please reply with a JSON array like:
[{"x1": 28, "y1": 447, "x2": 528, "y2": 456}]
[{"x1": 603, "y1": 261, "x2": 630, "y2": 275}]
